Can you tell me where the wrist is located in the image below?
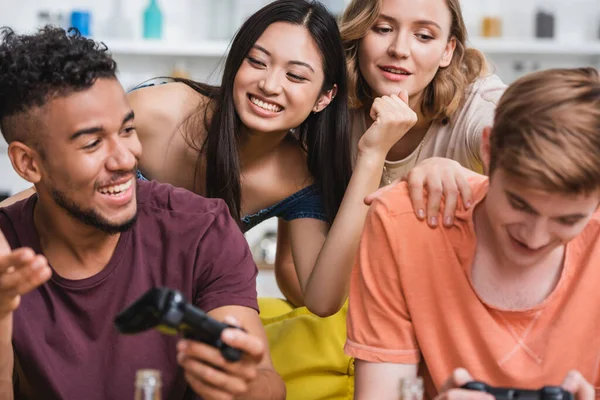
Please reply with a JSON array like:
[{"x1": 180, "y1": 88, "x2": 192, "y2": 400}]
[
  {"x1": 356, "y1": 136, "x2": 387, "y2": 160},
  {"x1": 355, "y1": 149, "x2": 386, "y2": 170}
]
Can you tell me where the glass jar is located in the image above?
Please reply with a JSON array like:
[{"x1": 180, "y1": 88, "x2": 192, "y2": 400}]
[{"x1": 134, "y1": 369, "x2": 162, "y2": 400}]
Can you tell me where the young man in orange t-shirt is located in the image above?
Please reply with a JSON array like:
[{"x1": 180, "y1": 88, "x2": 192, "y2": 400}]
[{"x1": 345, "y1": 68, "x2": 600, "y2": 400}]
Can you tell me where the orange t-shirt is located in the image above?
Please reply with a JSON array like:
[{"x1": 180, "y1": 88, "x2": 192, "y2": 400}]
[{"x1": 345, "y1": 176, "x2": 600, "y2": 398}]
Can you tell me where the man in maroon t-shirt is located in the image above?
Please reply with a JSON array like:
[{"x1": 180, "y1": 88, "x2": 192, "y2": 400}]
[{"x1": 0, "y1": 27, "x2": 285, "y2": 400}]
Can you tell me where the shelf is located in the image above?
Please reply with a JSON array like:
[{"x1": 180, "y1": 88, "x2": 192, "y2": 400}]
[
  {"x1": 101, "y1": 39, "x2": 231, "y2": 57},
  {"x1": 469, "y1": 38, "x2": 600, "y2": 56},
  {"x1": 96, "y1": 38, "x2": 600, "y2": 58}
]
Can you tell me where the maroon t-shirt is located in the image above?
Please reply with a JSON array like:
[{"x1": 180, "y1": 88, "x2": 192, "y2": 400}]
[{"x1": 0, "y1": 180, "x2": 259, "y2": 400}]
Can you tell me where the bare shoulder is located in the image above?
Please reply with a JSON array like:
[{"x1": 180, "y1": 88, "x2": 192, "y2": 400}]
[
  {"x1": 127, "y1": 82, "x2": 205, "y2": 140},
  {"x1": 127, "y1": 82, "x2": 210, "y2": 188}
]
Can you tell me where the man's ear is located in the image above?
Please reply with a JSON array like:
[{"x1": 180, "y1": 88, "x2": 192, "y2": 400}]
[
  {"x1": 8, "y1": 142, "x2": 43, "y2": 184},
  {"x1": 481, "y1": 126, "x2": 492, "y2": 176},
  {"x1": 312, "y1": 84, "x2": 338, "y2": 113}
]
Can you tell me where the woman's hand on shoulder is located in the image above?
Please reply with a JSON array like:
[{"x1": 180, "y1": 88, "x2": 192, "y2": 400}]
[{"x1": 365, "y1": 158, "x2": 481, "y2": 228}]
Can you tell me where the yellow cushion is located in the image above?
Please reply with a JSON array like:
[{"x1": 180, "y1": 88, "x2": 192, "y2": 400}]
[{"x1": 259, "y1": 298, "x2": 354, "y2": 400}]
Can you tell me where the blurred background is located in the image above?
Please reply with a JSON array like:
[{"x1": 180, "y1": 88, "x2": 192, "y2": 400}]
[{"x1": 0, "y1": 0, "x2": 599, "y2": 296}]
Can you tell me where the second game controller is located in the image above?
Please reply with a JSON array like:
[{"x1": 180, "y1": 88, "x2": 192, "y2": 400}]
[{"x1": 461, "y1": 381, "x2": 573, "y2": 400}]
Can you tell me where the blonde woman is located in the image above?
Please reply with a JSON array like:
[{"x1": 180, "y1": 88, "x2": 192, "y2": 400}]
[{"x1": 341, "y1": 0, "x2": 506, "y2": 227}]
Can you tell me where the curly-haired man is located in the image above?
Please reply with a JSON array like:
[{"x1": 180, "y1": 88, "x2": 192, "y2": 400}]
[{"x1": 0, "y1": 27, "x2": 285, "y2": 400}]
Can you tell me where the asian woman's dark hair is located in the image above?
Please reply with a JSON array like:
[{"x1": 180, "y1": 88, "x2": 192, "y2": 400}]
[{"x1": 174, "y1": 0, "x2": 352, "y2": 224}]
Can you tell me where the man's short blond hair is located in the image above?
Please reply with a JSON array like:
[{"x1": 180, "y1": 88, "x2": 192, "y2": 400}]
[{"x1": 490, "y1": 68, "x2": 600, "y2": 195}]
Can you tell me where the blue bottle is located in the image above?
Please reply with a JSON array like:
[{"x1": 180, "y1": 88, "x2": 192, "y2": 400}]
[
  {"x1": 143, "y1": 0, "x2": 163, "y2": 39},
  {"x1": 70, "y1": 10, "x2": 91, "y2": 37}
]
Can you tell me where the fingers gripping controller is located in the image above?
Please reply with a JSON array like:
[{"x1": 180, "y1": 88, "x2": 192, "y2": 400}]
[{"x1": 114, "y1": 287, "x2": 244, "y2": 362}]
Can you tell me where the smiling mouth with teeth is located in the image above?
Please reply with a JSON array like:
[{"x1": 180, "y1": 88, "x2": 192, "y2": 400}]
[
  {"x1": 98, "y1": 179, "x2": 133, "y2": 196},
  {"x1": 248, "y1": 95, "x2": 283, "y2": 113},
  {"x1": 381, "y1": 67, "x2": 411, "y2": 75}
]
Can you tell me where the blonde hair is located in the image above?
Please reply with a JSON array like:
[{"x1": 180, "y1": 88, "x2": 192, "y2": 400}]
[
  {"x1": 490, "y1": 68, "x2": 600, "y2": 194},
  {"x1": 340, "y1": 0, "x2": 487, "y2": 122}
]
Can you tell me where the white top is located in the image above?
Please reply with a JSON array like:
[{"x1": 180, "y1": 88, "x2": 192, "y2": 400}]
[{"x1": 351, "y1": 74, "x2": 507, "y2": 187}]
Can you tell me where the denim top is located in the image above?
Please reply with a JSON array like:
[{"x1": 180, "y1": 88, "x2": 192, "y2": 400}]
[{"x1": 136, "y1": 165, "x2": 326, "y2": 233}]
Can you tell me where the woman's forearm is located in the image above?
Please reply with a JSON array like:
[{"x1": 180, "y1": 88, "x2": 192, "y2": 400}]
[{"x1": 303, "y1": 151, "x2": 386, "y2": 317}]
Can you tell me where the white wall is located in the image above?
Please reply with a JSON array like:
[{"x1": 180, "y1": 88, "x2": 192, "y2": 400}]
[
  {"x1": 462, "y1": 0, "x2": 600, "y2": 41},
  {"x1": 1, "y1": 0, "x2": 598, "y2": 42},
  {"x1": 0, "y1": 139, "x2": 25, "y2": 196},
  {"x1": 0, "y1": 0, "x2": 597, "y2": 89},
  {"x1": 0, "y1": 0, "x2": 267, "y2": 40},
  {"x1": 0, "y1": 0, "x2": 598, "y2": 89}
]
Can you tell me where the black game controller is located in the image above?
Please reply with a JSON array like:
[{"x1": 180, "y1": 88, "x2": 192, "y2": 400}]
[
  {"x1": 461, "y1": 381, "x2": 573, "y2": 400},
  {"x1": 114, "y1": 287, "x2": 244, "y2": 362}
]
